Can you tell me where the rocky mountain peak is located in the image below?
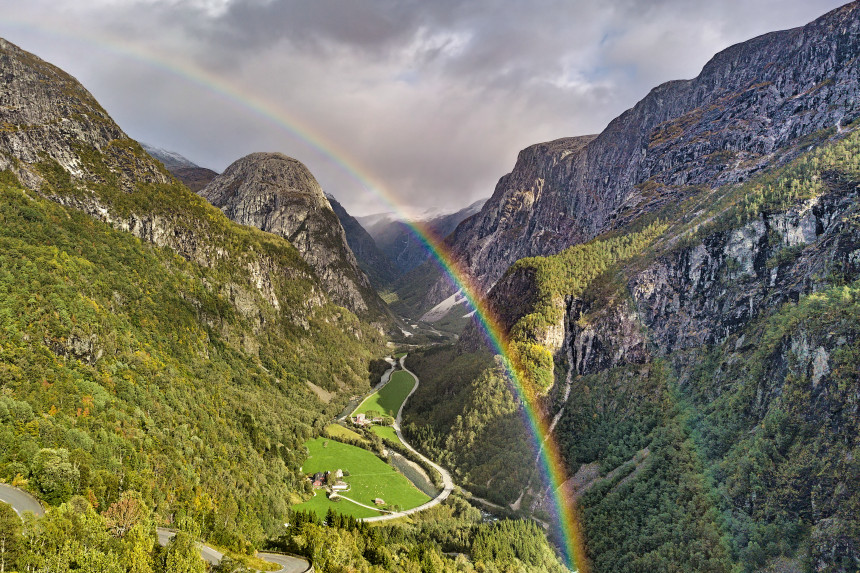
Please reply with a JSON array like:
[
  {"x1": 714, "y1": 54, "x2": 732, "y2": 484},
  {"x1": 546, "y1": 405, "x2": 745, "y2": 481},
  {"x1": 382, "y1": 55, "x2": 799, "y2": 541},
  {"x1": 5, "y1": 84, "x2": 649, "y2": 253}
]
[
  {"x1": 200, "y1": 152, "x2": 390, "y2": 321},
  {"x1": 204, "y1": 152, "x2": 331, "y2": 211}
]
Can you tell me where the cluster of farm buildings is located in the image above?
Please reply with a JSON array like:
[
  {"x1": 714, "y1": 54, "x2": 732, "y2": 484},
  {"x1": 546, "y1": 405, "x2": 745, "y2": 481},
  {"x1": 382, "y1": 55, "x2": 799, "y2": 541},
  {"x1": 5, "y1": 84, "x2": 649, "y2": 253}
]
[{"x1": 350, "y1": 412, "x2": 384, "y2": 427}]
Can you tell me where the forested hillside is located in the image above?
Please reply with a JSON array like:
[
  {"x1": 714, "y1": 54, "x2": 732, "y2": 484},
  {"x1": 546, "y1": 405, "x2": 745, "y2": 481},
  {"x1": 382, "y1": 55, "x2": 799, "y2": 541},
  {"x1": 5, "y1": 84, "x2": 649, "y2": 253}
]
[
  {"x1": 405, "y1": 125, "x2": 860, "y2": 572},
  {"x1": 0, "y1": 36, "x2": 387, "y2": 552},
  {"x1": 0, "y1": 169, "x2": 383, "y2": 549}
]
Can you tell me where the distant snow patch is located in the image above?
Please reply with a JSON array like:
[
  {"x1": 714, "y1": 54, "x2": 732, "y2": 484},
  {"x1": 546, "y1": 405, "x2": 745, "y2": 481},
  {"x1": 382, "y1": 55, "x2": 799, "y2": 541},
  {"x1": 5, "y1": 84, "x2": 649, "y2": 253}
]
[
  {"x1": 401, "y1": 328, "x2": 413, "y2": 337},
  {"x1": 420, "y1": 289, "x2": 468, "y2": 322}
]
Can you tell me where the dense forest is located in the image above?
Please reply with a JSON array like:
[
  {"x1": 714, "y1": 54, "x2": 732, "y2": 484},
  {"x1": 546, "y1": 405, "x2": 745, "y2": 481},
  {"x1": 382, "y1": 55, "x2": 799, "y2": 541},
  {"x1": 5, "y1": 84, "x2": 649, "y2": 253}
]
[
  {"x1": 0, "y1": 491, "x2": 568, "y2": 573},
  {"x1": 276, "y1": 498, "x2": 567, "y2": 572}
]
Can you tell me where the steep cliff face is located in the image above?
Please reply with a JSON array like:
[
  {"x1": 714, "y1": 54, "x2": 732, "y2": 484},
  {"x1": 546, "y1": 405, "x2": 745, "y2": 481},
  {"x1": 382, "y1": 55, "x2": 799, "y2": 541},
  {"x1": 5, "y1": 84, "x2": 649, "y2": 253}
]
[
  {"x1": 435, "y1": 2, "x2": 860, "y2": 304},
  {"x1": 200, "y1": 153, "x2": 390, "y2": 321},
  {"x1": 446, "y1": 136, "x2": 597, "y2": 292},
  {"x1": 328, "y1": 194, "x2": 399, "y2": 289},
  {"x1": 474, "y1": 132, "x2": 860, "y2": 570}
]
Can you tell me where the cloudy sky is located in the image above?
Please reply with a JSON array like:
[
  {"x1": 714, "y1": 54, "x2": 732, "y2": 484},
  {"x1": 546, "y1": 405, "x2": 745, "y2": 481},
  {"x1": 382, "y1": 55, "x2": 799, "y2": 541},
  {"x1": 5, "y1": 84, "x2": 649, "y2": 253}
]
[{"x1": 0, "y1": 0, "x2": 848, "y2": 217}]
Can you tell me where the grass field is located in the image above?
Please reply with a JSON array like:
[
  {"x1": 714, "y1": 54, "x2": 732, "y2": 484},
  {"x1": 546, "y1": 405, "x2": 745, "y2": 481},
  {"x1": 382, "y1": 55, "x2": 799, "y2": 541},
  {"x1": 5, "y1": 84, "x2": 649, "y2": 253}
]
[
  {"x1": 293, "y1": 489, "x2": 379, "y2": 519},
  {"x1": 353, "y1": 370, "x2": 416, "y2": 418},
  {"x1": 394, "y1": 352, "x2": 408, "y2": 359},
  {"x1": 324, "y1": 423, "x2": 366, "y2": 442},
  {"x1": 370, "y1": 424, "x2": 400, "y2": 444},
  {"x1": 293, "y1": 438, "x2": 430, "y2": 518}
]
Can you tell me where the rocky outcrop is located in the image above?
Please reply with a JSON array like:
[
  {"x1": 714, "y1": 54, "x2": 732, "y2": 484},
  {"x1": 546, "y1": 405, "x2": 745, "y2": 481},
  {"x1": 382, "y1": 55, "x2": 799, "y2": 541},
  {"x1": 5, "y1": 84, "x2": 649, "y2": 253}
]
[
  {"x1": 0, "y1": 39, "x2": 172, "y2": 192},
  {"x1": 434, "y1": 2, "x2": 860, "y2": 304},
  {"x1": 631, "y1": 176, "x2": 860, "y2": 357},
  {"x1": 200, "y1": 153, "x2": 389, "y2": 321},
  {"x1": 328, "y1": 194, "x2": 399, "y2": 289},
  {"x1": 536, "y1": 172, "x2": 860, "y2": 381}
]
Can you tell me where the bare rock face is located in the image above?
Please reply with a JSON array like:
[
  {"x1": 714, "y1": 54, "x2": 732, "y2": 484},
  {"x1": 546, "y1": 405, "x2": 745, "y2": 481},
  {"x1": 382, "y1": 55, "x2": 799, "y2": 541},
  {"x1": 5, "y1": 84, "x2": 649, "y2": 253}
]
[
  {"x1": 445, "y1": 136, "x2": 597, "y2": 293},
  {"x1": 201, "y1": 153, "x2": 388, "y2": 320},
  {"x1": 437, "y1": 2, "x2": 860, "y2": 302},
  {"x1": 328, "y1": 194, "x2": 399, "y2": 289},
  {"x1": 0, "y1": 39, "x2": 171, "y2": 191}
]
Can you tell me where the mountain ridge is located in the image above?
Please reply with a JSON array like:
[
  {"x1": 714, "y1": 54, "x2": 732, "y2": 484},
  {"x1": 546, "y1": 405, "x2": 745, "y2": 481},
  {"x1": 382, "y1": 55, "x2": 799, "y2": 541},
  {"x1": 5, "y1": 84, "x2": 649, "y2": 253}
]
[
  {"x1": 200, "y1": 152, "x2": 391, "y2": 323},
  {"x1": 425, "y1": 1, "x2": 860, "y2": 308},
  {"x1": 0, "y1": 35, "x2": 388, "y2": 553},
  {"x1": 362, "y1": 198, "x2": 488, "y2": 276}
]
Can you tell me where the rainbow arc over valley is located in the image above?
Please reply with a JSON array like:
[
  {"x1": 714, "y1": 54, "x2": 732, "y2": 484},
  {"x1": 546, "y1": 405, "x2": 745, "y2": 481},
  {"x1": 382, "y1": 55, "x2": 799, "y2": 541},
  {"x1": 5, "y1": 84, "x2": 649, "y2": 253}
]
[{"x1": 0, "y1": 19, "x2": 588, "y2": 572}]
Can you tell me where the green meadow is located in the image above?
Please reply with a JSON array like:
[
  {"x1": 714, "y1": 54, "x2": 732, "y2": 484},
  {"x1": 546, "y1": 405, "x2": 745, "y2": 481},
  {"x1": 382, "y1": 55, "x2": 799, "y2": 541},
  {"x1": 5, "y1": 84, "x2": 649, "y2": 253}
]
[
  {"x1": 293, "y1": 437, "x2": 429, "y2": 518},
  {"x1": 353, "y1": 370, "x2": 416, "y2": 418},
  {"x1": 370, "y1": 424, "x2": 400, "y2": 444},
  {"x1": 324, "y1": 423, "x2": 366, "y2": 443}
]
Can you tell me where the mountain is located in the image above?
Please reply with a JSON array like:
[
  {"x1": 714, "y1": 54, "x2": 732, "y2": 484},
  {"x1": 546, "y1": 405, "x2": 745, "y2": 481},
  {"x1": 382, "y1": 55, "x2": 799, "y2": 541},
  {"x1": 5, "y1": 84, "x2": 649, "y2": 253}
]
[
  {"x1": 361, "y1": 198, "x2": 487, "y2": 275},
  {"x1": 141, "y1": 143, "x2": 219, "y2": 192},
  {"x1": 327, "y1": 194, "x2": 400, "y2": 288},
  {"x1": 426, "y1": 2, "x2": 860, "y2": 309},
  {"x1": 403, "y1": 4, "x2": 860, "y2": 572},
  {"x1": 200, "y1": 152, "x2": 391, "y2": 323},
  {"x1": 0, "y1": 35, "x2": 385, "y2": 550},
  {"x1": 140, "y1": 142, "x2": 199, "y2": 170},
  {"x1": 170, "y1": 165, "x2": 219, "y2": 192}
]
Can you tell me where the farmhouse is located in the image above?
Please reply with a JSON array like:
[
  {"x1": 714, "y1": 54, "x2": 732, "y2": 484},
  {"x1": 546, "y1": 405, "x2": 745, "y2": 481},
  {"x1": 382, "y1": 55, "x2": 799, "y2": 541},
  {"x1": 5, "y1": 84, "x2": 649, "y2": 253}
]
[
  {"x1": 311, "y1": 471, "x2": 326, "y2": 488},
  {"x1": 373, "y1": 498, "x2": 385, "y2": 506}
]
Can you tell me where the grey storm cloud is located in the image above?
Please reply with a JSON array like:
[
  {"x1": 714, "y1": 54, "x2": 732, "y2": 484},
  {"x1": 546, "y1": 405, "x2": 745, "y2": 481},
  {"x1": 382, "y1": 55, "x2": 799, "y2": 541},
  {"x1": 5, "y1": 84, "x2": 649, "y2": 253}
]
[{"x1": 0, "y1": 0, "x2": 849, "y2": 216}]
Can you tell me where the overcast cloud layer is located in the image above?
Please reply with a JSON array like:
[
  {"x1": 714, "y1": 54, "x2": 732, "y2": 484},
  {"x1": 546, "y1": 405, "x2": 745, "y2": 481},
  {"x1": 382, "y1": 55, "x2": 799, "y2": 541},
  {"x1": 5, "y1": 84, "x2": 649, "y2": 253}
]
[{"x1": 0, "y1": 0, "x2": 848, "y2": 216}]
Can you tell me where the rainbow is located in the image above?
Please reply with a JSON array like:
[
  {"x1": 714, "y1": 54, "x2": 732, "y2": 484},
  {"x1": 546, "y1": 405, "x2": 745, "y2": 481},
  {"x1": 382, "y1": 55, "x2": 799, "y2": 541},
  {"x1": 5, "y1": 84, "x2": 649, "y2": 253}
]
[{"x1": 0, "y1": 18, "x2": 588, "y2": 571}]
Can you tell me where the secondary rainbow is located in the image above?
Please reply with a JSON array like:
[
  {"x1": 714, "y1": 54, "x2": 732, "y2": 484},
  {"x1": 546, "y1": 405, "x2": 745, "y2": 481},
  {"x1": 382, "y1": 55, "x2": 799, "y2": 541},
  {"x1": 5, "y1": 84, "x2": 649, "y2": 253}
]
[{"x1": 0, "y1": 19, "x2": 588, "y2": 571}]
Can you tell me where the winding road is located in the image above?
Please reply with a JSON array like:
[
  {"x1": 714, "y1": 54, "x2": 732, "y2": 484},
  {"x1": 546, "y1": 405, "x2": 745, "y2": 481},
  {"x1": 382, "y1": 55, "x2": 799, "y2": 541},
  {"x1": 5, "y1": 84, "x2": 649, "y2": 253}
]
[
  {"x1": 0, "y1": 485, "x2": 310, "y2": 573},
  {"x1": 359, "y1": 355, "x2": 456, "y2": 522},
  {"x1": 0, "y1": 483, "x2": 45, "y2": 518}
]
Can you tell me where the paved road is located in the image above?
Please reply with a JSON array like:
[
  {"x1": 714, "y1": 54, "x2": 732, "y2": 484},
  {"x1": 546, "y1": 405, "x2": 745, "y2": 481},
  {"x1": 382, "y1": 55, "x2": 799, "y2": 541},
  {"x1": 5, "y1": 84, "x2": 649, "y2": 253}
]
[
  {"x1": 155, "y1": 528, "x2": 310, "y2": 572},
  {"x1": 156, "y1": 528, "x2": 224, "y2": 565},
  {"x1": 1, "y1": 485, "x2": 310, "y2": 572},
  {"x1": 257, "y1": 552, "x2": 313, "y2": 573},
  {"x1": 361, "y1": 355, "x2": 456, "y2": 523},
  {"x1": 0, "y1": 483, "x2": 44, "y2": 517}
]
